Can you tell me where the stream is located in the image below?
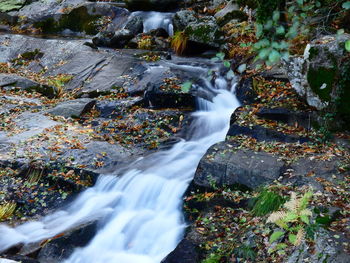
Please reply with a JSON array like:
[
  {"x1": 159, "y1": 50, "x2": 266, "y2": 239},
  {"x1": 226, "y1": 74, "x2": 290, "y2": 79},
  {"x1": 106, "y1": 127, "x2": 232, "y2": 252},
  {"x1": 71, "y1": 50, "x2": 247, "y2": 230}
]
[
  {"x1": 0, "y1": 71, "x2": 239, "y2": 263},
  {"x1": 0, "y1": 11, "x2": 240, "y2": 263}
]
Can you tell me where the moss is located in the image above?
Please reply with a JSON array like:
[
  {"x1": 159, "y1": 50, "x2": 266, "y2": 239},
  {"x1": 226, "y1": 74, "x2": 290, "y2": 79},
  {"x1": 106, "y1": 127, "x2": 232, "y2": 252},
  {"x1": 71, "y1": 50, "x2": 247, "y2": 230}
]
[
  {"x1": 308, "y1": 47, "x2": 319, "y2": 61},
  {"x1": 307, "y1": 66, "x2": 336, "y2": 102},
  {"x1": 185, "y1": 24, "x2": 214, "y2": 44},
  {"x1": 34, "y1": 6, "x2": 101, "y2": 35}
]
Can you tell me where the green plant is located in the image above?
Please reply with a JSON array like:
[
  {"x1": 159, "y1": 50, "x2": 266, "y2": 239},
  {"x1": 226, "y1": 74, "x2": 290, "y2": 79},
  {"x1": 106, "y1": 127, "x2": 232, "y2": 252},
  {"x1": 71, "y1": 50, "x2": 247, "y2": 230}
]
[
  {"x1": 267, "y1": 191, "x2": 313, "y2": 253},
  {"x1": 233, "y1": 244, "x2": 257, "y2": 260},
  {"x1": 253, "y1": 0, "x2": 350, "y2": 66},
  {"x1": 251, "y1": 189, "x2": 285, "y2": 216},
  {"x1": 47, "y1": 74, "x2": 73, "y2": 98},
  {"x1": 171, "y1": 31, "x2": 188, "y2": 55}
]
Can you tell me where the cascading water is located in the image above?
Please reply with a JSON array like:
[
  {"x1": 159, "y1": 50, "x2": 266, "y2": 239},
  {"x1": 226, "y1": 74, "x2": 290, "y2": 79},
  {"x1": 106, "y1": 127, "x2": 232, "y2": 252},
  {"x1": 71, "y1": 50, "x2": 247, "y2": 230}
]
[
  {"x1": 131, "y1": 11, "x2": 174, "y2": 36},
  {"x1": 0, "y1": 68, "x2": 240, "y2": 263}
]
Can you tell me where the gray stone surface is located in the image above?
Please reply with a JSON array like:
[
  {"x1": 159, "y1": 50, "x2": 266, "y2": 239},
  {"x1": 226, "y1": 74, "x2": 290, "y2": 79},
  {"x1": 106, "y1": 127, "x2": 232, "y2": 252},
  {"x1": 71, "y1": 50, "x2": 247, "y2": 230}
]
[
  {"x1": 193, "y1": 141, "x2": 284, "y2": 189},
  {"x1": 47, "y1": 98, "x2": 96, "y2": 118}
]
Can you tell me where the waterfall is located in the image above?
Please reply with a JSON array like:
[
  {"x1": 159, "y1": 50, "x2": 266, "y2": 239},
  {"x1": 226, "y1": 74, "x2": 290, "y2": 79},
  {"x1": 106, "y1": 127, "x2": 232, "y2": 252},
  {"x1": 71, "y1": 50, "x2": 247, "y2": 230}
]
[
  {"x1": 131, "y1": 11, "x2": 174, "y2": 36},
  {"x1": 0, "y1": 70, "x2": 240, "y2": 263}
]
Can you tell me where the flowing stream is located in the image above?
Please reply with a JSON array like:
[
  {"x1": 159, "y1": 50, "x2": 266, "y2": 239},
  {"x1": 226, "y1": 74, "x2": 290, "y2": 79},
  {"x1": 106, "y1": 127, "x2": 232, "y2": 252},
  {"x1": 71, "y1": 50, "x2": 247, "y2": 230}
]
[{"x1": 0, "y1": 69, "x2": 240, "y2": 262}]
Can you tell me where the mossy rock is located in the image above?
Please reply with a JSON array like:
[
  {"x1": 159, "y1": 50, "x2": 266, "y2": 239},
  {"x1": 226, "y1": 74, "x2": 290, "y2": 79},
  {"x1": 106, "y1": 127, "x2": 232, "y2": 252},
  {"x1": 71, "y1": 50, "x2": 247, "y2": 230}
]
[
  {"x1": 184, "y1": 18, "x2": 222, "y2": 48},
  {"x1": 0, "y1": 0, "x2": 26, "y2": 12},
  {"x1": 33, "y1": 6, "x2": 102, "y2": 35}
]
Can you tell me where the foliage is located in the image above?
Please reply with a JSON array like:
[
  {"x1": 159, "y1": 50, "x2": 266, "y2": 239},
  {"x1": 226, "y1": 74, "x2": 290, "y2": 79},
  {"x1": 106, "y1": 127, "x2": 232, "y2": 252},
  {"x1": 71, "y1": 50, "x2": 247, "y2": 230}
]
[
  {"x1": 138, "y1": 35, "x2": 153, "y2": 50},
  {"x1": 233, "y1": 245, "x2": 257, "y2": 260},
  {"x1": 251, "y1": 188, "x2": 285, "y2": 216},
  {"x1": 0, "y1": 202, "x2": 16, "y2": 221},
  {"x1": 253, "y1": 0, "x2": 349, "y2": 66},
  {"x1": 171, "y1": 31, "x2": 188, "y2": 55},
  {"x1": 47, "y1": 74, "x2": 73, "y2": 98},
  {"x1": 267, "y1": 191, "x2": 313, "y2": 253}
]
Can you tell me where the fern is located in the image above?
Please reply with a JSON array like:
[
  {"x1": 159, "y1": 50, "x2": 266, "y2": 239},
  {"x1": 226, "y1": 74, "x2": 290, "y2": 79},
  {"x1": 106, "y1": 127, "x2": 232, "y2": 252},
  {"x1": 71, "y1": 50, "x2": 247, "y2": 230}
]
[{"x1": 267, "y1": 191, "x2": 313, "y2": 250}]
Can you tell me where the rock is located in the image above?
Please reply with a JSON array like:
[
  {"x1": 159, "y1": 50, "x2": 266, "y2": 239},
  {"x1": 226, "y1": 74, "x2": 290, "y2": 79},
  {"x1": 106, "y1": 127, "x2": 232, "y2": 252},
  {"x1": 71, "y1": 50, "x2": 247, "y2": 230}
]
[
  {"x1": 60, "y1": 141, "x2": 136, "y2": 174},
  {"x1": 287, "y1": 229, "x2": 349, "y2": 263},
  {"x1": 125, "y1": 0, "x2": 182, "y2": 11},
  {"x1": 227, "y1": 124, "x2": 309, "y2": 143},
  {"x1": 47, "y1": 99, "x2": 96, "y2": 118},
  {"x1": 0, "y1": 0, "x2": 26, "y2": 12},
  {"x1": 236, "y1": 77, "x2": 257, "y2": 105},
  {"x1": 173, "y1": 10, "x2": 197, "y2": 32},
  {"x1": 37, "y1": 223, "x2": 97, "y2": 263},
  {"x1": 256, "y1": 107, "x2": 315, "y2": 129},
  {"x1": 18, "y1": 3, "x2": 124, "y2": 36},
  {"x1": 144, "y1": 86, "x2": 196, "y2": 109},
  {"x1": 161, "y1": 239, "x2": 200, "y2": 263},
  {"x1": 191, "y1": 141, "x2": 285, "y2": 190},
  {"x1": 124, "y1": 15, "x2": 144, "y2": 36},
  {"x1": 96, "y1": 97, "x2": 143, "y2": 118},
  {"x1": 0, "y1": 74, "x2": 40, "y2": 90},
  {"x1": 184, "y1": 16, "x2": 222, "y2": 48},
  {"x1": 283, "y1": 34, "x2": 350, "y2": 130},
  {"x1": 110, "y1": 29, "x2": 135, "y2": 48},
  {"x1": 214, "y1": 0, "x2": 248, "y2": 26}
]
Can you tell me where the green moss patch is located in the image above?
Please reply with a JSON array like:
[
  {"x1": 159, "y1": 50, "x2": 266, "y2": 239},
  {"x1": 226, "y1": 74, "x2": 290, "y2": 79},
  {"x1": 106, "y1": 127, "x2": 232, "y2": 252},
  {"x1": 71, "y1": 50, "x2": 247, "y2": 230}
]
[{"x1": 307, "y1": 66, "x2": 336, "y2": 102}]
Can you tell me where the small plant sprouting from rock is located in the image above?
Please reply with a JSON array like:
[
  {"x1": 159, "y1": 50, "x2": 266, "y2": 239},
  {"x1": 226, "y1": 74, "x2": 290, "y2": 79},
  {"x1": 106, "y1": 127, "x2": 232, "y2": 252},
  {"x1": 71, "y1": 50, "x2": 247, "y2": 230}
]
[
  {"x1": 267, "y1": 191, "x2": 313, "y2": 254},
  {"x1": 47, "y1": 74, "x2": 73, "y2": 98},
  {"x1": 171, "y1": 31, "x2": 188, "y2": 55}
]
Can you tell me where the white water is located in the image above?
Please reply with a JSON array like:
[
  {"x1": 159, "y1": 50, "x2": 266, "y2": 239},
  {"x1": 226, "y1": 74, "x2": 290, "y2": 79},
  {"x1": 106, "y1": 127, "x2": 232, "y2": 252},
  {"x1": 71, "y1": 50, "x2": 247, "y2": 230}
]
[
  {"x1": 0, "y1": 75, "x2": 240, "y2": 262},
  {"x1": 131, "y1": 11, "x2": 174, "y2": 36}
]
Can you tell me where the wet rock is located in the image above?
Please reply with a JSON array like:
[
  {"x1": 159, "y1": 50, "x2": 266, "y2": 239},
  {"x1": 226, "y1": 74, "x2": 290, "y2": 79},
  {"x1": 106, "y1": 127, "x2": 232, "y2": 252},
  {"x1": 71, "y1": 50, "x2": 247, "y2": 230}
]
[
  {"x1": 161, "y1": 239, "x2": 200, "y2": 263},
  {"x1": 37, "y1": 222, "x2": 97, "y2": 263},
  {"x1": 124, "y1": 15, "x2": 144, "y2": 36},
  {"x1": 192, "y1": 141, "x2": 285, "y2": 190},
  {"x1": 144, "y1": 86, "x2": 196, "y2": 109},
  {"x1": 214, "y1": 0, "x2": 248, "y2": 26},
  {"x1": 47, "y1": 99, "x2": 96, "y2": 118},
  {"x1": 227, "y1": 124, "x2": 309, "y2": 143}
]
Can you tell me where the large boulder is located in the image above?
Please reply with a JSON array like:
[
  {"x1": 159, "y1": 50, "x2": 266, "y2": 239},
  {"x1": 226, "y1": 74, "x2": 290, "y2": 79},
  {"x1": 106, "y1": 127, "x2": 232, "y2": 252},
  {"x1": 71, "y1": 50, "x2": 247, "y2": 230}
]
[
  {"x1": 185, "y1": 16, "x2": 222, "y2": 48},
  {"x1": 284, "y1": 34, "x2": 350, "y2": 130},
  {"x1": 191, "y1": 141, "x2": 285, "y2": 190}
]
